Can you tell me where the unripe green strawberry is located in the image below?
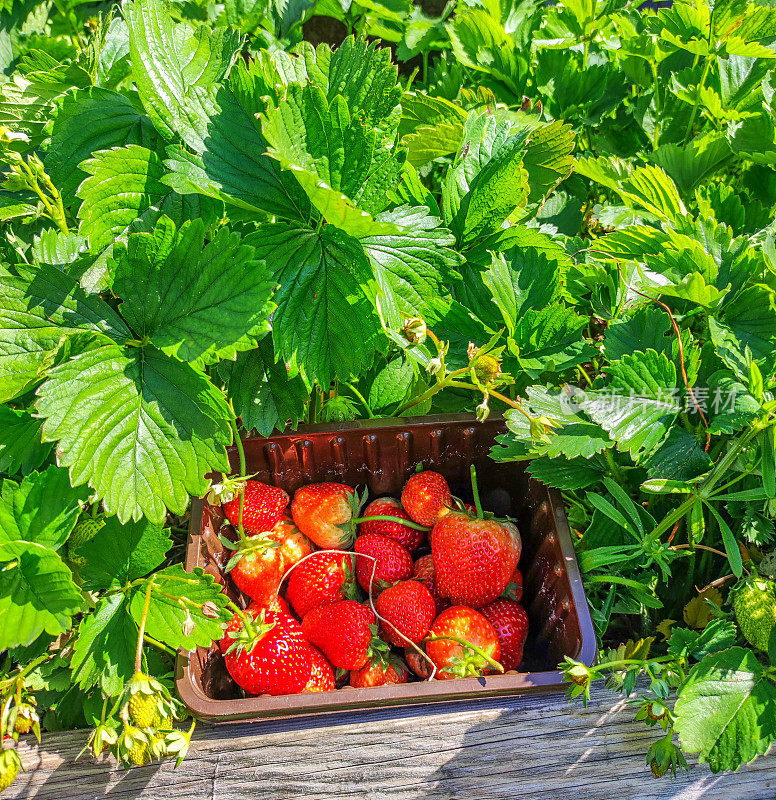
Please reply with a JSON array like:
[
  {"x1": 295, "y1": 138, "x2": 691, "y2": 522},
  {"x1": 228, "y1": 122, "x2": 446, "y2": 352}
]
[
  {"x1": 0, "y1": 749, "x2": 22, "y2": 790},
  {"x1": 128, "y1": 693, "x2": 158, "y2": 728},
  {"x1": 128, "y1": 740, "x2": 150, "y2": 766},
  {"x1": 67, "y1": 516, "x2": 106, "y2": 565},
  {"x1": 733, "y1": 576, "x2": 776, "y2": 651}
]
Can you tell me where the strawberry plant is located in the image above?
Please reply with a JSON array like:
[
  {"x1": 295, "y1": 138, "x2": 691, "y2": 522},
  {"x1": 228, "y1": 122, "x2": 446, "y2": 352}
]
[{"x1": 0, "y1": 0, "x2": 775, "y2": 788}]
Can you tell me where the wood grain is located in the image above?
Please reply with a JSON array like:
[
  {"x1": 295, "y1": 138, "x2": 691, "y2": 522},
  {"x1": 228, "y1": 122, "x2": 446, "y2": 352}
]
[{"x1": 5, "y1": 686, "x2": 775, "y2": 800}]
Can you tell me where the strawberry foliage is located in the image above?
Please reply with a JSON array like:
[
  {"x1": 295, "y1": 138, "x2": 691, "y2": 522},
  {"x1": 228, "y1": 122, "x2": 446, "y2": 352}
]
[{"x1": 0, "y1": 0, "x2": 775, "y2": 784}]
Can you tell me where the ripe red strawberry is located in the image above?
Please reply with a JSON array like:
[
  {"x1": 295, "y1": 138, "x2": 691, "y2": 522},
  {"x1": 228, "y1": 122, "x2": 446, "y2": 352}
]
[
  {"x1": 401, "y1": 471, "x2": 452, "y2": 526},
  {"x1": 286, "y1": 551, "x2": 357, "y2": 618},
  {"x1": 302, "y1": 600, "x2": 387, "y2": 670},
  {"x1": 354, "y1": 533, "x2": 413, "y2": 592},
  {"x1": 222, "y1": 480, "x2": 289, "y2": 534},
  {"x1": 266, "y1": 516, "x2": 314, "y2": 570},
  {"x1": 360, "y1": 498, "x2": 425, "y2": 551},
  {"x1": 426, "y1": 605, "x2": 502, "y2": 680},
  {"x1": 303, "y1": 646, "x2": 335, "y2": 693},
  {"x1": 291, "y1": 483, "x2": 364, "y2": 549},
  {"x1": 375, "y1": 580, "x2": 436, "y2": 645},
  {"x1": 350, "y1": 654, "x2": 409, "y2": 688},
  {"x1": 221, "y1": 606, "x2": 312, "y2": 695},
  {"x1": 480, "y1": 600, "x2": 529, "y2": 671},
  {"x1": 501, "y1": 566, "x2": 523, "y2": 602},
  {"x1": 413, "y1": 554, "x2": 451, "y2": 615},
  {"x1": 432, "y1": 512, "x2": 521, "y2": 607},
  {"x1": 227, "y1": 537, "x2": 284, "y2": 605},
  {"x1": 404, "y1": 647, "x2": 433, "y2": 679}
]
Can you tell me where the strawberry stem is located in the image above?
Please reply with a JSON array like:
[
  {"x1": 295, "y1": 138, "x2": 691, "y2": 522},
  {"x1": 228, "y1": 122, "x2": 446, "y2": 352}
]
[
  {"x1": 351, "y1": 514, "x2": 430, "y2": 531},
  {"x1": 470, "y1": 464, "x2": 483, "y2": 519},
  {"x1": 424, "y1": 633, "x2": 503, "y2": 673},
  {"x1": 134, "y1": 579, "x2": 155, "y2": 673},
  {"x1": 228, "y1": 415, "x2": 248, "y2": 542}
]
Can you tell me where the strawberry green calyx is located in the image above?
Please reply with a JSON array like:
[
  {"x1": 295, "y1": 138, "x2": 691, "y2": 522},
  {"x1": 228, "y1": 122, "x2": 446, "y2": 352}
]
[
  {"x1": 424, "y1": 633, "x2": 503, "y2": 677},
  {"x1": 365, "y1": 623, "x2": 393, "y2": 667},
  {"x1": 224, "y1": 609, "x2": 276, "y2": 657},
  {"x1": 150, "y1": 720, "x2": 196, "y2": 767},
  {"x1": 0, "y1": 747, "x2": 22, "y2": 790},
  {"x1": 206, "y1": 472, "x2": 258, "y2": 506},
  {"x1": 219, "y1": 532, "x2": 281, "y2": 573},
  {"x1": 84, "y1": 719, "x2": 120, "y2": 758},
  {"x1": 334, "y1": 486, "x2": 370, "y2": 546}
]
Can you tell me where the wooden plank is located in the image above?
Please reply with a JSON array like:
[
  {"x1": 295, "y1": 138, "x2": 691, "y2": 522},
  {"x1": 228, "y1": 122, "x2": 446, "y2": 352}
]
[{"x1": 5, "y1": 686, "x2": 776, "y2": 800}]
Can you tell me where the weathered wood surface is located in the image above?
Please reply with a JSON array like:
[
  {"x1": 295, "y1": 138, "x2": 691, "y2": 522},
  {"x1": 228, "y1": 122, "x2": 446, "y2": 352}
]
[{"x1": 6, "y1": 686, "x2": 776, "y2": 800}]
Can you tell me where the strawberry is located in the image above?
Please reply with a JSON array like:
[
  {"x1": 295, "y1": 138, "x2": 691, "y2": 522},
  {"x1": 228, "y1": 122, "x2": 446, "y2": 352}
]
[
  {"x1": 404, "y1": 647, "x2": 433, "y2": 679},
  {"x1": 350, "y1": 654, "x2": 408, "y2": 688},
  {"x1": 221, "y1": 606, "x2": 312, "y2": 695},
  {"x1": 480, "y1": 599, "x2": 529, "y2": 671},
  {"x1": 413, "y1": 554, "x2": 451, "y2": 615},
  {"x1": 501, "y1": 565, "x2": 523, "y2": 602},
  {"x1": 733, "y1": 575, "x2": 776, "y2": 651},
  {"x1": 291, "y1": 483, "x2": 364, "y2": 549},
  {"x1": 222, "y1": 480, "x2": 289, "y2": 534},
  {"x1": 375, "y1": 580, "x2": 436, "y2": 645},
  {"x1": 266, "y1": 516, "x2": 314, "y2": 570},
  {"x1": 0, "y1": 749, "x2": 21, "y2": 791},
  {"x1": 359, "y1": 498, "x2": 425, "y2": 551},
  {"x1": 302, "y1": 600, "x2": 387, "y2": 670},
  {"x1": 226, "y1": 536, "x2": 284, "y2": 605},
  {"x1": 426, "y1": 605, "x2": 502, "y2": 680},
  {"x1": 286, "y1": 551, "x2": 357, "y2": 618},
  {"x1": 354, "y1": 533, "x2": 413, "y2": 592},
  {"x1": 401, "y1": 471, "x2": 452, "y2": 526},
  {"x1": 303, "y1": 647, "x2": 336, "y2": 693},
  {"x1": 432, "y1": 512, "x2": 521, "y2": 608},
  {"x1": 66, "y1": 515, "x2": 106, "y2": 566}
]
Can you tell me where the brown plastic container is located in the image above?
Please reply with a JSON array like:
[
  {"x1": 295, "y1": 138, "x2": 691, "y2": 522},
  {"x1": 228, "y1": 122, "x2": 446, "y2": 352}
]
[{"x1": 176, "y1": 414, "x2": 596, "y2": 722}]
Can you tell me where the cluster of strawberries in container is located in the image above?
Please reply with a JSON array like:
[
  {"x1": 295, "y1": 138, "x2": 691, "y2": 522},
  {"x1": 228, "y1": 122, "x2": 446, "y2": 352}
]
[{"x1": 216, "y1": 468, "x2": 529, "y2": 696}]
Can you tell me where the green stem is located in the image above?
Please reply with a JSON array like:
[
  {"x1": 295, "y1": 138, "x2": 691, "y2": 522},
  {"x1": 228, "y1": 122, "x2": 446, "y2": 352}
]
[
  {"x1": 470, "y1": 464, "x2": 483, "y2": 519},
  {"x1": 144, "y1": 634, "x2": 176, "y2": 656},
  {"x1": 683, "y1": 57, "x2": 712, "y2": 144},
  {"x1": 424, "y1": 634, "x2": 504, "y2": 673},
  {"x1": 352, "y1": 514, "x2": 430, "y2": 531},
  {"x1": 134, "y1": 579, "x2": 155, "y2": 673},
  {"x1": 603, "y1": 449, "x2": 625, "y2": 485},
  {"x1": 228, "y1": 415, "x2": 247, "y2": 541},
  {"x1": 342, "y1": 381, "x2": 373, "y2": 418}
]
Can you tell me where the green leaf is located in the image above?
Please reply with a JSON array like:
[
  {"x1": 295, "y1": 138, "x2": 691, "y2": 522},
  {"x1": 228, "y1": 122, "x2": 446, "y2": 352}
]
[
  {"x1": 706, "y1": 371, "x2": 761, "y2": 435},
  {"x1": 46, "y1": 87, "x2": 157, "y2": 206},
  {"x1": 36, "y1": 343, "x2": 231, "y2": 524},
  {"x1": 674, "y1": 647, "x2": 776, "y2": 772},
  {"x1": 0, "y1": 542, "x2": 83, "y2": 650},
  {"x1": 78, "y1": 517, "x2": 171, "y2": 592},
  {"x1": 705, "y1": 501, "x2": 743, "y2": 578},
  {"x1": 510, "y1": 305, "x2": 594, "y2": 378},
  {"x1": 641, "y1": 427, "x2": 712, "y2": 481},
  {"x1": 220, "y1": 336, "x2": 309, "y2": 437},
  {"x1": 520, "y1": 120, "x2": 575, "y2": 205},
  {"x1": 0, "y1": 466, "x2": 88, "y2": 554},
  {"x1": 249, "y1": 222, "x2": 381, "y2": 386},
  {"x1": 581, "y1": 350, "x2": 681, "y2": 457},
  {"x1": 0, "y1": 406, "x2": 52, "y2": 475},
  {"x1": 0, "y1": 261, "x2": 130, "y2": 402},
  {"x1": 113, "y1": 217, "x2": 274, "y2": 365},
  {"x1": 360, "y1": 205, "x2": 463, "y2": 328},
  {"x1": 260, "y1": 83, "x2": 404, "y2": 236},
  {"x1": 719, "y1": 286, "x2": 776, "y2": 369},
  {"x1": 130, "y1": 565, "x2": 230, "y2": 651},
  {"x1": 604, "y1": 306, "x2": 672, "y2": 362},
  {"x1": 76, "y1": 144, "x2": 218, "y2": 253},
  {"x1": 526, "y1": 455, "x2": 606, "y2": 490},
  {"x1": 367, "y1": 356, "x2": 415, "y2": 414},
  {"x1": 125, "y1": 0, "x2": 240, "y2": 148},
  {"x1": 483, "y1": 246, "x2": 563, "y2": 336},
  {"x1": 442, "y1": 110, "x2": 529, "y2": 245},
  {"x1": 70, "y1": 594, "x2": 137, "y2": 697}
]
